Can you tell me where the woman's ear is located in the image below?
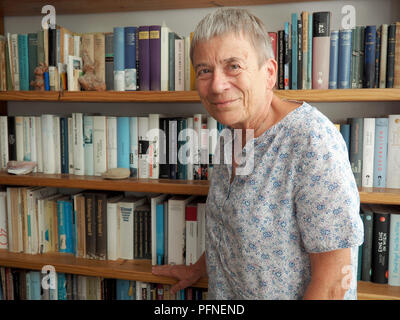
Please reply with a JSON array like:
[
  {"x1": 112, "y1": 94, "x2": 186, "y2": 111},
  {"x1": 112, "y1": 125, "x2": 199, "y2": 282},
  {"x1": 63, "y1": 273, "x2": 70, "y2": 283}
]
[{"x1": 265, "y1": 58, "x2": 277, "y2": 90}]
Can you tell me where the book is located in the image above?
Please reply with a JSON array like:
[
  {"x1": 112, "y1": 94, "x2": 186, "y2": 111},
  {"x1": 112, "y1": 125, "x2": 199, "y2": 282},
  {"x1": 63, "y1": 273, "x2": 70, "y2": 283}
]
[
  {"x1": 291, "y1": 13, "x2": 298, "y2": 90},
  {"x1": 83, "y1": 115, "x2": 94, "y2": 176},
  {"x1": 373, "y1": 118, "x2": 389, "y2": 188},
  {"x1": 351, "y1": 26, "x2": 364, "y2": 89},
  {"x1": 17, "y1": 34, "x2": 29, "y2": 91},
  {"x1": 363, "y1": 26, "x2": 377, "y2": 88},
  {"x1": 388, "y1": 207, "x2": 400, "y2": 286},
  {"x1": 174, "y1": 36, "x2": 184, "y2": 91},
  {"x1": 134, "y1": 204, "x2": 151, "y2": 259},
  {"x1": 148, "y1": 114, "x2": 160, "y2": 179},
  {"x1": 349, "y1": 117, "x2": 363, "y2": 187},
  {"x1": 361, "y1": 118, "x2": 375, "y2": 187},
  {"x1": 312, "y1": 11, "x2": 331, "y2": 89},
  {"x1": 129, "y1": 117, "x2": 139, "y2": 178},
  {"x1": 360, "y1": 204, "x2": 374, "y2": 281},
  {"x1": 93, "y1": 115, "x2": 107, "y2": 176},
  {"x1": 124, "y1": 26, "x2": 137, "y2": 91},
  {"x1": 138, "y1": 116, "x2": 149, "y2": 179},
  {"x1": 379, "y1": 24, "x2": 388, "y2": 88},
  {"x1": 185, "y1": 202, "x2": 198, "y2": 266},
  {"x1": 338, "y1": 29, "x2": 352, "y2": 89},
  {"x1": 374, "y1": 25, "x2": 381, "y2": 88},
  {"x1": 177, "y1": 118, "x2": 187, "y2": 180},
  {"x1": 386, "y1": 23, "x2": 396, "y2": 88},
  {"x1": 117, "y1": 117, "x2": 130, "y2": 169},
  {"x1": 369, "y1": 204, "x2": 391, "y2": 284},
  {"x1": 160, "y1": 23, "x2": 170, "y2": 91},
  {"x1": 150, "y1": 193, "x2": 168, "y2": 265},
  {"x1": 394, "y1": 21, "x2": 400, "y2": 88},
  {"x1": 113, "y1": 27, "x2": 125, "y2": 91},
  {"x1": 328, "y1": 30, "x2": 339, "y2": 89},
  {"x1": 150, "y1": 25, "x2": 161, "y2": 91},
  {"x1": 94, "y1": 33, "x2": 105, "y2": 84},
  {"x1": 105, "y1": 32, "x2": 114, "y2": 90},
  {"x1": 106, "y1": 116, "x2": 118, "y2": 170},
  {"x1": 386, "y1": 114, "x2": 400, "y2": 188},
  {"x1": 0, "y1": 191, "x2": 8, "y2": 250},
  {"x1": 138, "y1": 26, "x2": 150, "y2": 91}
]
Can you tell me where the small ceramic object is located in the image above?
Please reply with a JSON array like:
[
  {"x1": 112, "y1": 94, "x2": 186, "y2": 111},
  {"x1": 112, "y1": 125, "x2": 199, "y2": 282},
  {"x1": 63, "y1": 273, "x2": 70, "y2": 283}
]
[
  {"x1": 101, "y1": 168, "x2": 131, "y2": 180},
  {"x1": 7, "y1": 161, "x2": 37, "y2": 175}
]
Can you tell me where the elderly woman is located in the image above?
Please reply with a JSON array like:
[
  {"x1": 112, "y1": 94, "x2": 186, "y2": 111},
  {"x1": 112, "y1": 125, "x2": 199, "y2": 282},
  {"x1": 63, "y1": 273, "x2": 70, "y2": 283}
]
[{"x1": 153, "y1": 8, "x2": 363, "y2": 300}]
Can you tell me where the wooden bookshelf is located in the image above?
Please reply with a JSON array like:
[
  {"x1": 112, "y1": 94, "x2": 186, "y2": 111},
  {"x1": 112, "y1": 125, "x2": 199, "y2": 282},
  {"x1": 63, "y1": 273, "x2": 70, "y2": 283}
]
[
  {"x1": 0, "y1": 250, "x2": 208, "y2": 288},
  {"x1": 1, "y1": 89, "x2": 400, "y2": 103},
  {"x1": 0, "y1": 0, "x2": 328, "y2": 16},
  {"x1": 0, "y1": 171, "x2": 209, "y2": 195},
  {"x1": 357, "y1": 281, "x2": 400, "y2": 300}
]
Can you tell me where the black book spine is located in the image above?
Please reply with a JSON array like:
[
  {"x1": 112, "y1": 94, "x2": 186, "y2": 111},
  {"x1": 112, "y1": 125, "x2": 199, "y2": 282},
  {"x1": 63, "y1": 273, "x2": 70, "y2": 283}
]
[
  {"x1": 386, "y1": 23, "x2": 396, "y2": 88},
  {"x1": 7, "y1": 116, "x2": 16, "y2": 161},
  {"x1": 297, "y1": 19, "x2": 303, "y2": 89},
  {"x1": 374, "y1": 26, "x2": 381, "y2": 88},
  {"x1": 84, "y1": 193, "x2": 97, "y2": 259},
  {"x1": 278, "y1": 30, "x2": 284, "y2": 90},
  {"x1": 48, "y1": 27, "x2": 57, "y2": 67},
  {"x1": 372, "y1": 212, "x2": 390, "y2": 284},
  {"x1": 159, "y1": 118, "x2": 170, "y2": 179}
]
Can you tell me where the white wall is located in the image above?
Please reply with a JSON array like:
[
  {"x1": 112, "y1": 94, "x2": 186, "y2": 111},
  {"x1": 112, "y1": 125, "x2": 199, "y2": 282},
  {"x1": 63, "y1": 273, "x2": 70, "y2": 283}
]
[{"x1": 4, "y1": 0, "x2": 400, "y2": 122}]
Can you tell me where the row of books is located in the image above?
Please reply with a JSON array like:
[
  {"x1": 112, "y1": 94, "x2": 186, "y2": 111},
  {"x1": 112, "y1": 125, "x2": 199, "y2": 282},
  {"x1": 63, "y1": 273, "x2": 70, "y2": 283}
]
[
  {"x1": 0, "y1": 267, "x2": 207, "y2": 300},
  {"x1": 0, "y1": 187, "x2": 207, "y2": 267},
  {"x1": 335, "y1": 115, "x2": 400, "y2": 189},
  {"x1": 272, "y1": 11, "x2": 400, "y2": 90},
  {"x1": 0, "y1": 22, "x2": 195, "y2": 92},
  {"x1": 357, "y1": 204, "x2": 400, "y2": 286},
  {"x1": 0, "y1": 113, "x2": 224, "y2": 180}
]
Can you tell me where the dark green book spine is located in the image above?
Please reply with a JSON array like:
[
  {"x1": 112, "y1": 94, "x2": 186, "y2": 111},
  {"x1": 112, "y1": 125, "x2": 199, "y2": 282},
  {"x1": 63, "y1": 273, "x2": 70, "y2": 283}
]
[
  {"x1": 386, "y1": 23, "x2": 396, "y2": 88},
  {"x1": 168, "y1": 32, "x2": 175, "y2": 91},
  {"x1": 28, "y1": 33, "x2": 38, "y2": 90}
]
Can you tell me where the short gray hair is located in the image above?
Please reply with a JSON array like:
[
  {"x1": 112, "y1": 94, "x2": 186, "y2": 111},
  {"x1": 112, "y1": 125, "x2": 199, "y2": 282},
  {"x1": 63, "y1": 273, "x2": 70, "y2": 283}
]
[{"x1": 190, "y1": 8, "x2": 274, "y2": 67}]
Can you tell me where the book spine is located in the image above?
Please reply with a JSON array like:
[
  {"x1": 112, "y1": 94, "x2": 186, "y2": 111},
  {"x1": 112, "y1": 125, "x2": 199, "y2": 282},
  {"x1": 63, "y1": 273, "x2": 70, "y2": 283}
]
[
  {"x1": 138, "y1": 26, "x2": 150, "y2": 91},
  {"x1": 374, "y1": 26, "x2": 381, "y2": 88},
  {"x1": 350, "y1": 27, "x2": 361, "y2": 88},
  {"x1": 129, "y1": 117, "x2": 138, "y2": 178},
  {"x1": 60, "y1": 117, "x2": 69, "y2": 174},
  {"x1": 107, "y1": 201, "x2": 119, "y2": 261},
  {"x1": 105, "y1": 33, "x2": 114, "y2": 91},
  {"x1": 168, "y1": 32, "x2": 175, "y2": 91},
  {"x1": 0, "y1": 116, "x2": 9, "y2": 169},
  {"x1": 138, "y1": 116, "x2": 149, "y2": 179},
  {"x1": 124, "y1": 26, "x2": 137, "y2": 91},
  {"x1": 312, "y1": 12, "x2": 331, "y2": 89},
  {"x1": 83, "y1": 115, "x2": 94, "y2": 176},
  {"x1": 168, "y1": 119, "x2": 177, "y2": 179},
  {"x1": 277, "y1": 29, "x2": 284, "y2": 89},
  {"x1": 283, "y1": 23, "x2": 290, "y2": 90},
  {"x1": 361, "y1": 206, "x2": 373, "y2": 281},
  {"x1": 373, "y1": 118, "x2": 388, "y2": 188},
  {"x1": 113, "y1": 27, "x2": 125, "y2": 91},
  {"x1": 372, "y1": 211, "x2": 390, "y2": 284},
  {"x1": 361, "y1": 118, "x2": 375, "y2": 187},
  {"x1": 148, "y1": 114, "x2": 160, "y2": 179},
  {"x1": 389, "y1": 213, "x2": 400, "y2": 286},
  {"x1": 149, "y1": 25, "x2": 161, "y2": 91},
  {"x1": 95, "y1": 194, "x2": 107, "y2": 260},
  {"x1": 28, "y1": 33, "x2": 38, "y2": 90},
  {"x1": 174, "y1": 38, "x2": 184, "y2": 91},
  {"x1": 379, "y1": 24, "x2": 388, "y2": 88},
  {"x1": 185, "y1": 204, "x2": 198, "y2": 266},
  {"x1": 73, "y1": 113, "x2": 85, "y2": 175},
  {"x1": 386, "y1": 23, "x2": 396, "y2": 88},
  {"x1": 18, "y1": 34, "x2": 29, "y2": 91},
  {"x1": 57, "y1": 200, "x2": 67, "y2": 253},
  {"x1": 159, "y1": 118, "x2": 169, "y2": 179},
  {"x1": 177, "y1": 118, "x2": 187, "y2": 180},
  {"x1": 349, "y1": 117, "x2": 363, "y2": 187},
  {"x1": 67, "y1": 117, "x2": 74, "y2": 174},
  {"x1": 394, "y1": 22, "x2": 400, "y2": 88},
  {"x1": 93, "y1": 116, "x2": 107, "y2": 176},
  {"x1": 94, "y1": 33, "x2": 105, "y2": 83},
  {"x1": 363, "y1": 25, "x2": 376, "y2": 88},
  {"x1": 328, "y1": 30, "x2": 339, "y2": 89},
  {"x1": 301, "y1": 12, "x2": 308, "y2": 90},
  {"x1": 106, "y1": 116, "x2": 118, "y2": 170},
  {"x1": 386, "y1": 114, "x2": 400, "y2": 188},
  {"x1": 84, "y1": 194, "x2": 96, "y2": 259},
  {"x1": 297, "y1": 19, "x2": 303, "y2": 89},
  {"x1": 64, "y1": 200, "x2": 74, "y2": 254},
  {"x1": 338, "y1": 29, "x2": 352, "y2": 89},
  {"x1": 291, "y1": 13, "x2": 298, "y2": 90},
  {"x1": 119, "y1": 202, "x2": 134, "y2": 260},
  {"x1": 307, "y1": 14, "x2": 312, "y2": 89},
  {"x1": 117, "y1": 117, "x2": 130, "y2": 169},
  {"x1": 160, "y1": 25, "x2": 170, "y2": 91},
  {"x1": 156, "y1": 203, "x2": 164, "y2": 265}
]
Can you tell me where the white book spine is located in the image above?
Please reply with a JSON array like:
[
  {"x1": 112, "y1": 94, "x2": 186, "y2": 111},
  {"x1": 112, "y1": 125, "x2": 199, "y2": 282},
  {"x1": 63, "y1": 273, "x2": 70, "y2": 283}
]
[
  {"x1": 0, "y1": 191, "x2": 8, "y2": 249},
  {"x1": 35, "y1": 116, "x2": 43, "y2": 172},
  {"x1": 379, "y1": 24, "x2": 388, "y2": 88},
  {"x1": 186, "y1": 117, "x2": 194, "y2": 180},
  {"x1": 73, "y1": 113, "x2": 85, "y2": 175},
  {"x1": 167, "y1": 195, "x2": 195, "y2": 265},
  {"x1": 83, "y1": 115, "x2": 94, "y2": 176},
  {"x1": 138, "y1": 116, "x2": 149, "y2": 179},
  {"x1": 41, "y1": 114, "x2": 56, "y2": 174},
  {"x1": 37, "y1": 198, "x2": 45, "y2": 254},
  {"x1": 114, "y1": 70, "x2": 125, "y2": 91},
  {"x1": 160, "y1": 25, "x2": 170, "y2": 91},
  {"x1": 389, "y1": 212, "x2": 400, "y2": 286},
  {"x1": 107, "y1": 201, "x2": 119, "y2": 261},
  {"x1": 0, "y1": 116, "x2": 8, "y2": 168},
  {"x1": 184, "y1": 36, "x2": 191, "y2": 91},
  {"x1": 73, "y1": 35, "x2": 81, "y2": 57},
  {"x1": 186, "y1": 218, "x2": 197, "y2": 266},
  {"x1": 93, "y1": 115, "x2": 107, "y2": 176},
  {"x1": 197, "y1": 202, "x2": 206, "y2": 260},
  {"x1": 11, "y1": 34, "x2": 20, "y2": 90},
  {"x1": 15, "y1": 116, "x2": 24, "y2": 161},
  {"x1": 29, "y1": 117, "x2": 37, "y2": 173},
  {"x1": 106, "y1": 116, "x2": 118, "y2": 169},
  {"x1": 68, "y1": 117, "x2": 74, "y2": 174},
  {"x1": 23, "y1": 116, "x2": 31, "y2": 161},
  {"x1": 148, "y1": 114, "x2": 160, "y2": 179},
  {"x1": 16, "y1": 188, "x2": 23, "y2": 252},
  {"x1": 53, "y1": 115, "x2": 61, "y2": 174},
  {"x1": 362, "y1": 118, "x2": 375, "y2": 187},
  {"x1": 174, "y1": 38, "x2": 184, "y2": 91},
  {"x1": 387, "y1": 115, "x2": 400, "y2": 188}
]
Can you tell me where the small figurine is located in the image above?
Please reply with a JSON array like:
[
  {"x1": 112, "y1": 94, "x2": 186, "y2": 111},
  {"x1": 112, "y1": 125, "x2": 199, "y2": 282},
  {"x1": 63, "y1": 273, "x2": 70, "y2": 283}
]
[
  {"x1": 78, "y1": 50, "x2": 106, "y2": 91},
  {"x1": 30, "y1": 63, "x2": 48, "y2": 91}
]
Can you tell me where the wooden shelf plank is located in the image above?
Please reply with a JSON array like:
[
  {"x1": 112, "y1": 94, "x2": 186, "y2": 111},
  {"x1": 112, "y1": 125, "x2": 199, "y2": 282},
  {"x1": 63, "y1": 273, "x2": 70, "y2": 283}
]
[
  {"x1": 0, "y1": 171, "x2": 209, "y2": 195},
  {"x1": 0, "y1": 0, "x2": 327, "y2": 16},
  {"x1": 59, "y1": 90, "x2": 201, "y2": 103},
  {"x1": 0, "y1": 250, "x2": 208, "y2": 288},
  {"x1": 1, "y1": 89, "x2": 400, "y2": 103},
  {"x1": 359, "y1": 187, "x2": 400, "y2": 205},
  {"x1": 357, "y1": 281, "x2": 400, "y2": 300}
]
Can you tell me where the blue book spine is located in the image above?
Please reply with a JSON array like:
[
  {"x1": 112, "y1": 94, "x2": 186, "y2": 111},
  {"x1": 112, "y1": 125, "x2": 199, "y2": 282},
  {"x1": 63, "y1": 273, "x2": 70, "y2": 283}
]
[
  {"x1": 116, "y1": 279, "x2": 135, "y2": 300},
  {"x1": 156, "y1": 203, "x2": 164, "y2": 265},
  {"x1": 291, "y1": 13, "x2": 298, "y2": 90},
  {"x1": 57, "y1": 273, "x2": 67, "y2": 300},
  {"x1": 57, "y1": 200, "x2": 67, "y2": 253},
  {"x1": 117, "y1": 117, "x2": 130, "y2": 169},
  {"x1": 338, "y1": 29, "x2": 352, "y2": 89},
  {"x1": 18, "y1": 34, "x2": 29, "y2": 91},
  {"x1": 329, "y1": 30, "x2": 339, "y2": 89},
  {"x1": 64, "y1": 200, "x2": 74, "y2": 254},
  {"x1": 363, "y1": 25, "x2": 376, "y2": 88},
  {"x1": 307, "y1": 13, "x2": 313, "y2": 89},
  {"x1": 373, "y1": 118, "x2": 388, "y2": 187},
  {"x1": 340, "y1": 123, "x2": 351, "y2": 159},
  {"x1": 44, "y1": 71, "x2": 50, "y2": 90},
  {"x1": 129, "y1": 117, "x2": 138, "y2": 177},
  {"x1": 83, "y1": 115, "x2": 94, "y2": 176},
  {"x1": 124, "y1": 26, "x2": 137, "y2": 91},
  {"x1": 114, "y1": 27, "x2": 125, "y2": 90},
  {"x1": 30, "y1": 271, "x2": 41, "y2": 300},
  {"x1": 389, "y1": 213, "x2": 400, "y2": 286}
]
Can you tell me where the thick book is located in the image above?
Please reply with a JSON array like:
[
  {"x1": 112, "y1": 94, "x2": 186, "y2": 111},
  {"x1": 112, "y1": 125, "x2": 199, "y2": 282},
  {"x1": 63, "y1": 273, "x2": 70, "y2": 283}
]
[
  {"x1": 338, "y1": 29, "x2": 352, "y2": 89},
  {"x1": 386, "y1": 23, "x2": 396, "y2": 88},
  {"x1": 328, "y1": 30, "x2": 339, "y2": 89},
  {"x1": 388, "y1": 207, "x2": 400, "y2": 286},
  {"x1": 375, "y1": 26, "x2": 381, "y2": 88},
  {"x1": 113, "y1": 27, "x2": 125, "y2": 91},
  {"x1": 57, "y1": 197, "x2": 74, "y2": 254},
  {"x1": 160, "y1": 23, "x2": 170, "y2": 91},
  {"x1": 149, "y1": 25, "x2": 161, "y2": 91},
  {"x1": 386, "y1": 114, "x2": 400, "y2": 188},
  {"x1": 124, "y1": 26, "x2": 137, "y2": 91},
  {"x1": 168, "y1": 32, "x2": 178, "y2": 91},
  {"x1": 84, "y1": 193, "x2": 97, "y2": 259},
  {"x1": 94, "y1": 33, "x2": 105, "y2": 84},
  {"x1": 363, "y1": 25, "x2": 376, "y2": 88},
  {"x1": 369, "y1": 204, "x2": 391, "y2": 284},
  {"x1": 106, "y1": 116, "x2": 118, "y2": 170},
  {"x1": 312, "y1": 11, "x2": 331, "y2": 89},
  {"x1": 349, "y1": 117, "x2": 363, "y2": 187},
  {"x1": 185, "y1": 202, "x2": 198, "y2": 266},
  {"x1": 134, "y1": 204, "x2": 151, "y2": 259},
  {"x1": 373, "y1": 118, "x2": 389, "y2": 188},
  {"x1": 361, "y1": 118, "x2": 375, "y2": 187},
  {"x1": 174, "y1": 37, "x2": 184, "y2": 91},
  {"x1": 138, "y1": 26, "x2": 150, "y2": 91}
]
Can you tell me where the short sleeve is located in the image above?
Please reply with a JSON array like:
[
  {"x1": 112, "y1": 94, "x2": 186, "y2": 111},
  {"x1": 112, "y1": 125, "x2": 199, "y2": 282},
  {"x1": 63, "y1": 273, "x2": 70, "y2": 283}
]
[{"x1": 294, "y1": 117, "x2": 364, "y2": 253}]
